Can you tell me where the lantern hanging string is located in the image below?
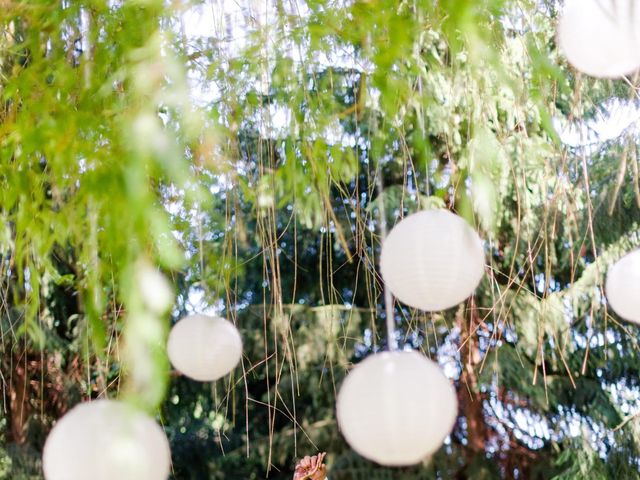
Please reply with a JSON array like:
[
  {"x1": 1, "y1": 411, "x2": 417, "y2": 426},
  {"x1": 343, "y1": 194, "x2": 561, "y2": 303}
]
[{"x1": 376, "y1": 169, "x2": 398, "y2": 351}]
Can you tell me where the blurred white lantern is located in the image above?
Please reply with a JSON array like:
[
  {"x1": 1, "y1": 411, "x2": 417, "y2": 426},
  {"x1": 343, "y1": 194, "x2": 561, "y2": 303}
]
[
  {"x1": 558, "y1": 0, "x2": 640, "y2": 78},
  {"x1": 336, "y1": 351, "x2": 457, "y2": 466},
  {"x1": 167, "y1": 314, "x2": 243, "y2": 381},
  {"x1": 43, "y1": 400, "x2": 171, "y2": 480},
  {"x1": 136, "y1": 262, "x2": 174, "y2": 315},
  {"x1": 380, "y1": 210, "x2": 485, "y2": 311},
  {"x1": 605, "y1": 249, "x2": 640, "y2": 324}
]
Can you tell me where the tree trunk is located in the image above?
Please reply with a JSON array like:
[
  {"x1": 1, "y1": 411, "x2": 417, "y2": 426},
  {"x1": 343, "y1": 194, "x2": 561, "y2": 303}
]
[
  {"x1": 457, "y1": 301, "x2": 489, "y2": 465},
  {"x1": 8, "y1": 351, "x2": 30, "y2": 445}
]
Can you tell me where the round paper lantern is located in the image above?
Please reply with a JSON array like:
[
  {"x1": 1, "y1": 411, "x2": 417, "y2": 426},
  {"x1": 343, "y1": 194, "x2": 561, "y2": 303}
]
[
  {"x1": 558, "y1": 0, "x2": 640, "y2": 78},
  {"x1": 167, "y1": 314, "x2": 243, "y2": 381},
  {"x1": 380, "y1": 210, "x2": 485, "y2": 311},
  {"x1": 336, "y1": 351, "x2": 457, "y2": 466},
  {"x1": 43, "y1": 400, "x2": 171, "y2": 480},
  {"x1": 605, "y1": 249, "x2": 640, "y2": 323}
]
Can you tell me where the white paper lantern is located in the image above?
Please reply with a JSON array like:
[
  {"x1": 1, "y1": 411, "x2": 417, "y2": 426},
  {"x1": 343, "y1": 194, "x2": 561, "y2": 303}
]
[
  {"x1": 558, "y1": 0, "x2": 640, "y2": 78},
  {"x1": 380, "y1": 210, "x2": 485, "y2": 311},
  {"x1": 167, "y1": 314, "x2": 243, "y2": 381},
  {"x1": 336, "y1": 351, "x2": 457, "y2": 466},
  {"x1": 43, "y1": 400, "x2": 171, "y2": 480},
  {"x1": 605, "y1": 249, "x2": 640, "y2": 324}
]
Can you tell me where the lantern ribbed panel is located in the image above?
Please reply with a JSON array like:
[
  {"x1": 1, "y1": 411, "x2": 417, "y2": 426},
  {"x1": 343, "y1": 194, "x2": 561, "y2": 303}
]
[
  {"x1": 336, "y1": 351, "x2": 457, "y2": 466},
  {"x1": 43, "y1": 400, "x2": 171, "y2": 480},
  {"x1": 606, "y1": 249, "x2": 640, "y2": 324},
  {"x1": 167, "y1": 314, "x2": 243, "y2": 382},
  {"x1": 558, "y1": 0, "x2": 640, "y2": 78},
  {"x1": 380, "y1": 210, "x2": 485, "y2": 312}
]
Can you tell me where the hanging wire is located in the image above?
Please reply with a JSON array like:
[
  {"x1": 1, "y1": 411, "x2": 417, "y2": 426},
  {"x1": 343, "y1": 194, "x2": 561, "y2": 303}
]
[{"x1": 376, "y1": 168, "x2": 398, "y2": 351}]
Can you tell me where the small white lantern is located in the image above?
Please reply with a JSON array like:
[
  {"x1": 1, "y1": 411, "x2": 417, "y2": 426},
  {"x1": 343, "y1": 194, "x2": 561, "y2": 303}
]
[
  {"x1": 43, "y1": 400, "x2": 171, "y2": 480},
  {"x1": 336, "y1": 351, "x2": 457, "y2": 466},
  {"x1": 167, "y1": 314, "x2": 243, "y2": 382},
  {"x1": 380, "y1": 210, "x2": 485, "y2": 311},
  {"x1": 605, "y1": 249, "x2": 640, "y2": 324},
  {"x1": 558, "y1": 0, "x2": 640, "y2": 78}
]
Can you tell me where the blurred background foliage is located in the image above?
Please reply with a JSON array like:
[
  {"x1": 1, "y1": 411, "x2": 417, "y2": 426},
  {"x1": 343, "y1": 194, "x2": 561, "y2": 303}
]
[{"x1": 1, "y1": 0, "x2": 640, "y2": 478}]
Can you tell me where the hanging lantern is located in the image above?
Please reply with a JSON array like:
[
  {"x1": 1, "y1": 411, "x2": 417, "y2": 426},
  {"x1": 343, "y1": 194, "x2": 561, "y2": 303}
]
[
  {"x1": 558, "y1": 0, "x2": 640, "y2": 78},
  {"x1": 605, "y1": 249, "x2": 640, "y2": 324},
  {"x1": 336, "y1": 351, "x2": 457, "y2": 466},
  {"x1": 43, "y1": 400, "x2": 171, "y2": 480},
  {"x1": 167, "y1": 314, "x2": 243, "y2": 382},
  {"x1": 380, "y1": 210, "x2": 485, "y2": 312}
]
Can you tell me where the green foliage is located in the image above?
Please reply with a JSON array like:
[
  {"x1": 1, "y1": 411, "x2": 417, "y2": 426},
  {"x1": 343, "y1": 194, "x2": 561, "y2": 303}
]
[{"x1": 2, "y1": 0, "x2": 640, "y2": 479}]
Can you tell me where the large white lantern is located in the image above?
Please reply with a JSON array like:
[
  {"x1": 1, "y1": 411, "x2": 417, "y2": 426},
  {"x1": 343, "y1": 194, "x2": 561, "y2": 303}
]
[
  {"x1": 380, "y1": 210, "x2": 485, "y2": 311},
  {"x1": 336, "y1": 351, "x2": 457, "y2": 466},
  {"x1": 167, "y1": 314, "x2": 243, "y2": 382},
  {"x1": 558, "y1": 0, "x2": 640, "y2": 78},
  {"x1": 43, "y1": 400, "x2": 171, "y2": 480},
  {"x1": 605, "y1": 249, "x2": 640, "y2": 324}
]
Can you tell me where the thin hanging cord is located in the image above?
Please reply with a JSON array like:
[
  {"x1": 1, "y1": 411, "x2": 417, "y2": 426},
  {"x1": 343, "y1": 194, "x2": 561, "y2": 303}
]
[{"x1": 376, "y1": 170, "x2": 398, "y2": 351}]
